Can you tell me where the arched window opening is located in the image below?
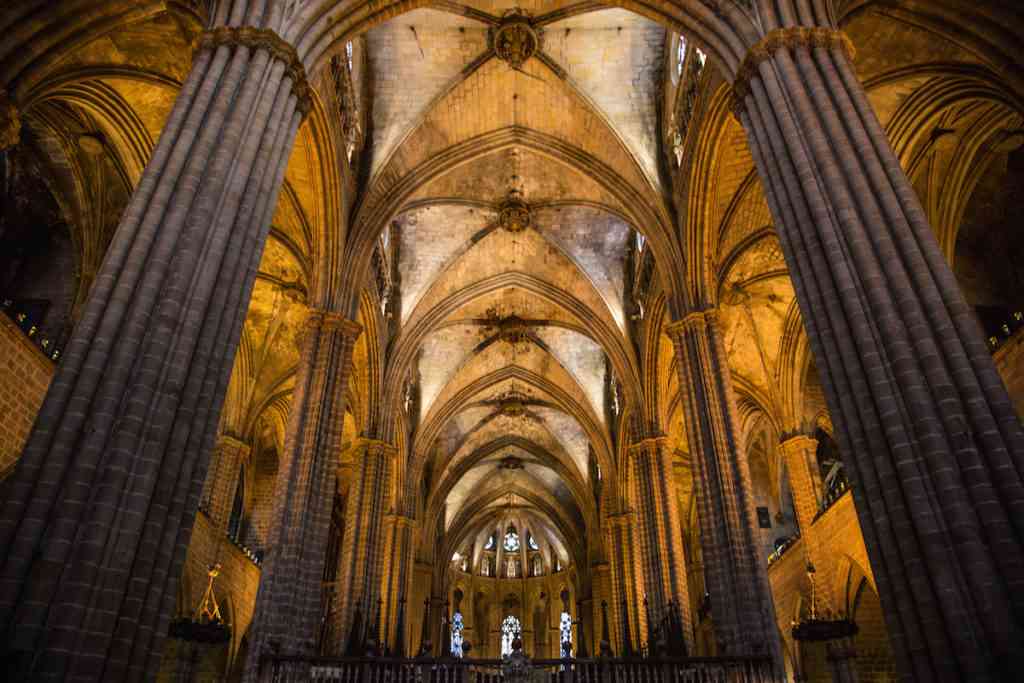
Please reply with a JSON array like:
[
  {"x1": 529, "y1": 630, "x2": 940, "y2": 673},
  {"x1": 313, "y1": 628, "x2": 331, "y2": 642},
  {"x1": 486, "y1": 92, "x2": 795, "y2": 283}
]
[
  {"x1": 815, "y1": 428, "x2": 847, "y2": 500},
  {"x1": 227, "y1": 466, "x2": 245, "y2": 541},
  {"x1": 506, "y1": 557, "x2": 520, "y2": 578},
  {"x1": 484, "y1": 534, "x2": 496, "y2": 550},
  {"x1": 501, "y1": 615, "x2": 521, "y2": 657},
  {"x1": 676, "y1": 35, "x2": 687, "y2": 78},
  {"x1": 532, "y1": 556, "x2": 543, "y2": 577},
  {"x1": 451, "y1": 612, "x2": 464, "y2": 657},
  {"x1": 560, "y1": 612, "x2": 573, "y2": 658},
  {"x1": 527, "y1": 533, "x2": 539, "y2": 551}
]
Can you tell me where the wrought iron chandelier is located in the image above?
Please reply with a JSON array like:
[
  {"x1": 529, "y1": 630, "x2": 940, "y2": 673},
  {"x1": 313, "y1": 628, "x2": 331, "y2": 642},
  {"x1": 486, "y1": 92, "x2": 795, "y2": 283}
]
[{"x1": 791, "y1": 562, "x2": 858, "y2": 643}]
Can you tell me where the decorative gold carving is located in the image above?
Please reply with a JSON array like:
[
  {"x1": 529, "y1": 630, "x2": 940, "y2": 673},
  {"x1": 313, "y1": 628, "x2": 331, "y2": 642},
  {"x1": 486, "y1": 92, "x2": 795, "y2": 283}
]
[
  {"x1": 0, "y1": 91, "x2": 21, "y2": 151},
  {"x1": 498, "y1": 191, "x2": 532, "y2": 233},
  {"x1": 491, "y1": 11, "x2": 540, "y2": 69},
  {"x1": 196, "y1": 26, "x2": 313, "y2": 116},
  {"x1": 730, "y1": 28, "x2": 856, "y2": 118}
]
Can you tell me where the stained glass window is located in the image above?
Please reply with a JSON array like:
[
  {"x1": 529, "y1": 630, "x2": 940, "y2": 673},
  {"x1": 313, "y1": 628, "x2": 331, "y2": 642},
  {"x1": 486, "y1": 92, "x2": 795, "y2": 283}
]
[
  {"x1": 346, "y1": 41, "x2": 354, "y2": 71},
  {"x1": 451, "y1": 612, "x2": 464, "y2": 657},
  {"x1": 504, "y1": 527, "x2": 520, "y2": 552},
  {"x1": 501, "y1": 615, "x2": 521, "y2": 657},
  {"x1": 532, "y1": 556, "x2": 543, "y2": 577},
  {"x1": 560, "y1": 612, "x2": 573, "y2": 658},
  {"x1": 676, "y1": 36, "x2": 687, "y2": 77},
  {"x1": 484, "y1": 534, "x2": 496, "y2": 550},
  {"x1": 527, "y1": 533, "x2": 539, "y2": 551}
]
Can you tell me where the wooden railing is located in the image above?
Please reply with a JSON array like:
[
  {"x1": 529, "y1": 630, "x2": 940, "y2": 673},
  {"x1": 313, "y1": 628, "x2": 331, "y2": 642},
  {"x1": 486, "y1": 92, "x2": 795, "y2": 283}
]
[{"x1": 260, "y1": 655, "x2": 776, "y2": 683}]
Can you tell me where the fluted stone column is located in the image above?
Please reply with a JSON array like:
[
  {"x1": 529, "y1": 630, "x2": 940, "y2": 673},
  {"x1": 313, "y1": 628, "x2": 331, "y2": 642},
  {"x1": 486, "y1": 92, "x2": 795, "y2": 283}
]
[
  {"x1": 380, "y1": 513, "x2": 415, "y2": 654},
  {"x1": 244, "y1": 312, "x2": 361, "y2": 677},
  {"x1": 779, "y1": 435, "x2": 821, "y2": 533},
  {"x1": 331, "y1": 439, "x2": 398, "y2": 654},
  {"x1": 628, "y1": 437, "x2": 693, "y2": 653},
  {"x1": 201, "y1": 434, "x2": 251, "y2": 530},
  {"x1": 0, "y1": 21, "x2": 307, "y2": 681},
  {"x1": 733, "y1": 25, "x2": 1024, "y2": 682},
  {"x1": 666, "y1": 313, "x2": 784, "y2": 674},
  {"x1": 603, "y1": 510, "x2": 643, "y2": 654}
]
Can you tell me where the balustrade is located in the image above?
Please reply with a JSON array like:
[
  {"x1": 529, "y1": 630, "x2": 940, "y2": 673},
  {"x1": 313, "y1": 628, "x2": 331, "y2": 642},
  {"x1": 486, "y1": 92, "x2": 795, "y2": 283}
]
[{"x1": 261, "y1": 655, "x2": 775, "y2": 683}]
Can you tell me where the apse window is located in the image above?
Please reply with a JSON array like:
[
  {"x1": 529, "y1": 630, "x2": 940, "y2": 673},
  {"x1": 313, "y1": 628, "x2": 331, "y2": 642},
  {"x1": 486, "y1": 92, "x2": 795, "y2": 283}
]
[
  {"x1": 560, "y1": 611, "x2": 573, "y2": 658},
  {"x1": 501, "y1": 615, "x2": 521, "y2": 657},
  {"x1": 451, "y1": 611, "x2": 464, "y2": 657},
  {"x1": 527, "y1": 533, "x2": 539, "y2": 551},
  {"x1": 484, "y1": 534, "x2": 496, "y2": 550},
  {"x1": 503, "y1": 526, "x2": 520, "y2": 552}
]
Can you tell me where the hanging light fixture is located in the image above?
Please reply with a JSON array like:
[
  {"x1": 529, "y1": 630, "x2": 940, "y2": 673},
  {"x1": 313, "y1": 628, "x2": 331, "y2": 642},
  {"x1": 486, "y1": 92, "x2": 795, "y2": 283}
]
[
  {"x1": 791, "y1": 562, "x2": 858, "y2": 642},
  {"x1": 169, "y1": 564, "x2": 231, "y2": 644}
]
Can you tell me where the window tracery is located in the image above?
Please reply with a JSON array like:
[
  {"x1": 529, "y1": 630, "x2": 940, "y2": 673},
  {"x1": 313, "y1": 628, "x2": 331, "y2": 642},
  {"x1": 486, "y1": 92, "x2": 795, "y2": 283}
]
[
  {"x1": 560, "y1": 612, "x2": 572, "y2": 658},
  {"x1": 451, "y1": 612, "x2": 464, "y2": 657},
  {"x1": 501, "y1": 615, "x2": 521, "y2": 656},
  {"x1": 503, "y1": 526, "x2": 520, "y2": 552}
]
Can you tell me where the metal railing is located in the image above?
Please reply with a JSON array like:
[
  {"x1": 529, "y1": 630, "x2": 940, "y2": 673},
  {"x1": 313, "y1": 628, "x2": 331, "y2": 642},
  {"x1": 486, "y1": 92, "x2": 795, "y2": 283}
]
[
  {"x1": 813, "y1": 478, "x2": 850, "y2": 523},
  {"x1": 260, "y1": 655, "x2": 776, "y2": 683}
]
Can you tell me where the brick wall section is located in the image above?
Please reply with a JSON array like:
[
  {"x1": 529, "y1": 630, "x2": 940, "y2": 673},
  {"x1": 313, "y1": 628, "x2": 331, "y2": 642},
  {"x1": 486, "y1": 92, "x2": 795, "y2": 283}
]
[
  {"x1": 994, "y1": 327, "x2": 1024, "y2": 418},
  {"x1": 0, "y1": 315, "x2": 54, "y2": 476}
]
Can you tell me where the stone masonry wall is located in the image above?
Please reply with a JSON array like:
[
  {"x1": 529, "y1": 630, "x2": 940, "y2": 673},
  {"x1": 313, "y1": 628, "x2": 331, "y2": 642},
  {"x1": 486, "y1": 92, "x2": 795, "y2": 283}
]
[
  {"x1": 767, "y1": 493, "x2": 897, "y2": 682},
  {"x1": 994, "y1": 327, "x2": 1024, "y2": 418},
  {"x1": 0, "y1": 314, "x2": 54, "y2": 476}
]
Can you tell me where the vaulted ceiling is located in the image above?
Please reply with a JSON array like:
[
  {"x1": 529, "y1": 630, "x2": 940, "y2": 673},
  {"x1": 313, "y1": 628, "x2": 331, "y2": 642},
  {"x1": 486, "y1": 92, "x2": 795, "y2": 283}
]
[{"x1": 356, "y1": 4, "x2": 671, "y2": 570}]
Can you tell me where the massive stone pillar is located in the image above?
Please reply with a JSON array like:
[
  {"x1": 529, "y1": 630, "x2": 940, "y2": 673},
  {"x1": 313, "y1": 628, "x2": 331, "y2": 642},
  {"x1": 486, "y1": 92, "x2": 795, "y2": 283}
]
[
  {"x1": 628, "y1": 436, "x2": 693, "y2": 653},
  {"x1": 332, "y1": 439, "x2": 398, "y2": 654},
  {"x1": 666, "y1": 313, "x2": 784, "y2": 673},
  {"x1": 201, "y1": 434, "x2": 251, "y2": 530},
  {"x1": 380, "y1": 513, "x2": 415, "y2": 654},
  {"x1": 0, "y1": 21, "x2": 307, "y2": 681},
  {"x1": 603, "y1": 510, "x2": 643, "y2": 654},
  {"x1": 779, "y1": 434, "x2": 821, "y2": 534},
  {"x1": 733, "y1": 25, "x2": 1024, "y2": 682},
  {"x1": 244, "y1": 312, "x2": 361, "y2": 676}
]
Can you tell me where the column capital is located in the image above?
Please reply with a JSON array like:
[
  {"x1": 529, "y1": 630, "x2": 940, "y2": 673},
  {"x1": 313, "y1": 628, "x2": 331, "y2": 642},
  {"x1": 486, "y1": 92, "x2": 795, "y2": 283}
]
[
  {"x1": 355, "y1": 437, "x2": 399, "y2": 458},
  {"x1": 385, "y1": 513, "x2": 416, "y2": 530},
  {"x1": 665, "y1": 308, "x2": 719, "y2": 340},
  {"x1": 196, "y1": 26, "x2": 312, "y2": 115},
  {"x1": 216, "y1": 433, "x2": 251, "y2": 457},
  {"x1": 731, "y1": 27, "x2": 855, "y2": 117},
  {"x1": 306, "y1": 309, "x2": 363, "y2": 337},
  {"x1": 0, "y1": 90, "x2": 21, "y2": 151},
  {"x1": 779, "y1": 433, "x2": 818, "y2": 456},
  {"x1": 603, "y1": 510, "x2": 636, "y2": 530},
  {"x1": 627, "y1": 436, "x2": 671, "y2": 457}
]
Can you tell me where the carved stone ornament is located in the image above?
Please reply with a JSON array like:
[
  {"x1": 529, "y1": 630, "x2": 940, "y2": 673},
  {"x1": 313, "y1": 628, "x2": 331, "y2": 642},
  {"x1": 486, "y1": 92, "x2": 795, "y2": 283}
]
[
  {"x1": 0, "y1": 91, "x2": 21, "y2": 151},
  {"x1": 491, "y1": 12, "x2": 540, "y2": 69},
  {"x1": 499, "y1": 194, "x2": 532, "y2": 233}
]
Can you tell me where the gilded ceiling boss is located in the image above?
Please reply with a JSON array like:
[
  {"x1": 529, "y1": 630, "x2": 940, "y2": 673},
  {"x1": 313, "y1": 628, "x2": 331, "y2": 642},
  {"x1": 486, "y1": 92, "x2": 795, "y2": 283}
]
[{"x1": 0, "y1": 2, "x2": 1021, "y2": 682}]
